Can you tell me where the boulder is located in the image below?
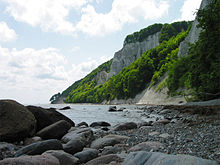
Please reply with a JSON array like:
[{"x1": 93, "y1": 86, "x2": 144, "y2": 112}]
[
  {"x1": 43, "y1": 150, "x2": 79, "y2": 165},
  {"x1": 77, "y1": 122, "x2": 89, "y2": 127},
  {"x1": 138, "y1": 121, "x2": 153, "y2": 128},
  {"x1": 37, "y1": 120, "x2": 72, "y2": 140},
  {"x1": 74, "y1": 148, "x2": 99, "y2": 164},
  {"x1": 59, "y1": 106, "x2": 71, "y2": 110},
  {"x1": 15, "y1": 139, "x2": 63, "y2": 157},
  {"x1": 0, "y1": 142, "x2": 15, "y2": 160},
  {"x1": 154, "y1": 119, "x2": 170, "y2": 125},
  {"x1": 113, "y1": 122, "x2": 137, "y2": 131},
  {"x1": 101, "y1": 144, "x2": 127, "y2": 155},
  {"x1": 62, "y1": 128, "x2": 94, "y2": 145},
  {"x1": 90, "y1": 121, "x2": 111, "y2": 127},
  {"x1": 0, "y1": 154, "x2": 60, "y2": 165},
  {"x1": 108, "y1": 106, "x2": 117, "y2": 112},
  {"x1": 122, "y1": 151, "x2": 219, "y2": 165},
  {"x1": 63, "y1": 137, "x2": 85, "y2": 155},
  {"x1": 26, "y1": 105, "x2": 75, "y2": 131},
  {"x1": 0, "y1": 100, "x2": 36, "y2": 142},
  {"x1": 128, "y1": 141, "x2": 164, "y2": 152},
  {"x1": 85, "y1": 154, "x2": 124, "y2": 165},
  {"x1": 91, "y1": 135, "x2": 128, "y2": 150}
]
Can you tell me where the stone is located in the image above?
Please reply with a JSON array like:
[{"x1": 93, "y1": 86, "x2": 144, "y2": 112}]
[
  {"x1": 77, "y1": 122, "x2": 89, "y2": 127},
  {"x1": 159, "y1": 133, "x2": 171, "y2": 138},
  {"x1": 0, "y1": 100, "x2": 36, "y2": 142},
  {"x1": 59, "y1": 106, "x2": 71, "y2": 110},
  {"x1": 0, "y1": 142, "x2": 15, "y2": 160},
  {"x1": 113, "y1": 122, "x2": 137, "y2": 131},
  {"x1": 43, "y1": 150, "x2": 79, "y2": 165},
  {"x1": 85, "y1": 154, "x2": 124, "y2": 165},
  {"x1": 15, "y1": 139, "x2": 63, "y2": 157},
  {"x1": 90, "y1": 121, "x2": 111, "y2": 127},
  {"x1": 36, "y1": 120, "x2": 72, "y2": 140},
  {"x1": 138, "y1": 121, "x2": 153, "y2": 128},
  {"x1": 108, "y1": 106, "x2": 117, "y2": 112},
  {"x1": 122, "y1": 151, "x2": 218, "y2": 165},
  {"x1": 128, "y1": 141, "x2": 164, "y2": 152},
  {"x1": 74, "y1": 148, "x2": 99, "y2": 164},
  {"x1": 24, "y1": 136, "x2": 42, "y2": 145},
  {"x1": 26, "y1": 105, "x2": 75, "y2": 131},
  {"x1": 63, "y1": 137, "x2": 85, "y2": 154},
  {"x1": 154, "y1": 119, "x2": 170, "y2": 125},
  {"x1": 148, "y1": 131, "x2": 160, "y2": 136},
  {"x1": 101, "y1": 144, "x2": 127, "y2": 155},
  {"x1": 91, "y1": 137, "x2": 121, "y2": 150},
  {"x1": 0, "y1": 154, "x2": 60, "y2": 165},
  {"x1": 62, "y1": 127, "x2": 94, "y2": 145}
]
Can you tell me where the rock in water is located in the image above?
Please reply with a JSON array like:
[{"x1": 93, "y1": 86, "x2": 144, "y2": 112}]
[
  {"x1": 113, "y1": 122, "x2": 137, "y2": 131},
  {"x1": 122, "y1": 151, "x2": 218, "y2": 165},
  {"x1": 36, "y1": 120, "x2": 72, "y2": 140},
  {"x1": 26, "y1": 105, "x2": 75, "y2": 131},
  {"x1": 15, "y1": 139, "x2": 63, "y2": 157},
  {"x1": 90, "y1": 121, "x2": 111, "y2": 127},
  {"x1": 0, "y1": 100, "x2": 36, "y2": 142},
  {"x1": 59, "y1": 106, "x2": 71, "y2": 110}
]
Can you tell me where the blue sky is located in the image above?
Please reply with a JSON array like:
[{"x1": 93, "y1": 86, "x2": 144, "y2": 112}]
[{"x1": 0, "y1": 0, "x2": 202, "y2": 104}]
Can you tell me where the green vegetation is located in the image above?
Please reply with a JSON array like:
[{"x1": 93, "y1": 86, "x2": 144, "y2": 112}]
[
  {"x1": 65, "y1": 24, "x2": 190, "y2": 103},
  {"x1": 167, "y1": 0, "x2": 220, "y2": 101}
]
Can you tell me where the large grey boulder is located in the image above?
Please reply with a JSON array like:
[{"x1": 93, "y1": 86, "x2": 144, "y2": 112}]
[
  {"x1": 0, "y1": 154, "x2": 60, "y2": 165},
  {"x1": 26, "y1": 105, "x2": 75, "y2": 131},
  {"x1": 62, "y1": 127, "x2": 94, "y2": 145},
  {"x1": 0, "y1": 100, "x2": 36, "y2": 142},
  {"x1": 122, "y1": 151, "x2": 218, "y2": 165},
  {"x1": 74, "y1": 148, "x2": 99, "y2": 164},
  {"x1": 63, "y1": 137, "x2": 85, "y2": 154},
  {"x1": 37, "y1": 120, "x2": 72, "y2": 140},
  {"x1": 15, "y1": 139, "x2": 63, "y2": 157},
  {"x1": 43, "y1": 150, "x2": 79, "y2": 165},
  {"x1": 90, "y1": 121, "x2": 111, "y2": 127}
]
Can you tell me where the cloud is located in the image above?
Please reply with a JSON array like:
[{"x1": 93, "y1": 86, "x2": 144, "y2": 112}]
[
  {"x1": 0, "y1": 45, "x2": 111, "y2": 104},
  {"x1": 0, "y1": 21, "x2": 17, "y2": 42},
  {"x1": 3, "y1": 0, "x2": 169, "y2": 36},
  {"x1": 77, "y1": 0, "x2": 169, "y2": 36},
  {"x1": 71, "y1": 46, "x2": 80, "y2": 52},
  {"x1": 179, "y1": 0, "x2": 202, "y2": 21},
  {"x1": 3, "y1": 0, "x2": 91, "y2": 34}
]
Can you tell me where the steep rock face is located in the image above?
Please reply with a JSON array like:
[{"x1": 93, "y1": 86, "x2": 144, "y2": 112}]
[
  {"x1": 95, "y1": 71, "x2": 108, "y2": 86},
  {"x1": 108, "y1": 32, "x2": 160, "y2": 78},
  {"x1": 178, "y1": 0, "x2": 209, "y2": 57}
]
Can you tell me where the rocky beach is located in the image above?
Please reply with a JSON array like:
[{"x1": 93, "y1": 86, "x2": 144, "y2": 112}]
[{"x1": 0, "y1": 99, "x2": 219, "y2": 165}]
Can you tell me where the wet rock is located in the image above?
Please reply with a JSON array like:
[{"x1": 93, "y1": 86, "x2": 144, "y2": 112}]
[
  {"x1": 122, "y1": 151, "x2": 219, "y2": 165},
  {"x1": 77, "y1": 122, "x2": 89, "y2": 127},
  {"x1": 59, "y1": 106, "x2": 71, "y2": 110},
  {"x1": 74, "y1": 148, "x2": 99, "y2": 164},
  {"x1": 90, "y1": 121, "x2": 111, "y2": 127},
  {"x1": 108, "y1": 106, "x2": 117, "y2": 112},
  {"x1": 113, "y1": 122, "x2": 137, "y2": 131},
  {"x1": 0, "y1": 100, "x2": 36, "y2": 142},
  {"x1": 0, "y1": 142, "x2": 15, "y2": 160},
  {"x1": 63, "y1": 137, "x2": 85, "y2": 154},
  {"x1": 62, "y1": 127, "x2": 94, "y2": 145},
  {"x1": 37, "y1": 120, "x2": 72, "y2": 140},
  {"x1": 26, "y1": 105, "x2": 75, "y2": 131},
  {"x1": 85, "y1": 154, "x2": 123, "y2": 165},
  {"x1": 101, "y1": 127, "x2": 110, "y2": 131},
  {"x1": 24, "y1": 136, "x2": 42, "y2": 145},
  {"x1": 15, "y1": 139, "x2": 63, "y2": 157},
  {"x1": 43, "y1": 150, "x2": 79, "y2": 165},
  {"x1": 128, "y1": 141, "x2": 164, "y2": 152},
  {"x1": 0, "y1": 154, "x2": 60, "y2": 165},
  {"x1": 101, "y1": 144, "x2": 127, "y2": 155}
]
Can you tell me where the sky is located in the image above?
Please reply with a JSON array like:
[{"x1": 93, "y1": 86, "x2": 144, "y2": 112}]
[{"x1": 0, "y1": 0, "x2": 202, "y2": 104}]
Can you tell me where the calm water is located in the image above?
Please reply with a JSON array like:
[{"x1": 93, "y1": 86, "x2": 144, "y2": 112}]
[{"x1": 36, "y1": 104, "x2": 158, "y2": 126}]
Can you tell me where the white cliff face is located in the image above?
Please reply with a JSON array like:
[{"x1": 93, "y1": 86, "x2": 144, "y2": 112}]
[
  {"x1": 108, "y1": 32, "x2": 160, "y2": 78},
  {"x1": 178, "y1": 0, "x2": 209, "y2": 57}
]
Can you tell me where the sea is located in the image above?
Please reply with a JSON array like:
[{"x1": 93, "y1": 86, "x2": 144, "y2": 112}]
[{"x1": 35, "y1": 104, "x2": 159, "y2": 126}]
